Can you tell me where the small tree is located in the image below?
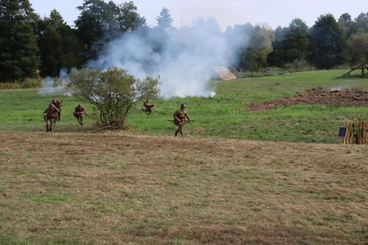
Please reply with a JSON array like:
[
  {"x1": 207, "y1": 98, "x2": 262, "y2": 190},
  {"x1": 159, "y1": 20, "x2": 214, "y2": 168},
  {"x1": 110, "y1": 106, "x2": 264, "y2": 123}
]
[
  {"x1": 156, "y1": 8, "x2": 173, "y2": 29},
  {"x1": 310, "y1": 14, "x2": 346, "y2": 69},
  {"x1": 237, "y1": 25, "x2": 273, "y2": 71},
  {"x1": 347, "y1": 32, "x2": 368, "y2": 65},
  {"x1": 0, "y1": 0, "x2": 40, "y2": 82},
  {"x1": 38, "y1": 9, "x2": 83, "y2": 77},
  {"x1": 75, "y1": 0, "x2": 146, "y2": 62},
  {"x1": 69, "y1": 67, "x2": 159, "y2": 129}
]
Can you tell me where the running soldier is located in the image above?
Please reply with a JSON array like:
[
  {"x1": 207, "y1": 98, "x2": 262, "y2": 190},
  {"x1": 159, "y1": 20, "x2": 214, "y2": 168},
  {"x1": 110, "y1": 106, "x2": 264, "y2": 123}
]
[
  {"x1": 51, "y1": 98, "x2": 62, "y2": 121},
  {"x1": 173, "y1": 103, "x2": 191, "y2": 136},
  {"x1": 73, "y1": 104, "x2": 86, "y2": 125},
  {"x1": 142, "y1": 99, "x2": 154, "y2": 114}
]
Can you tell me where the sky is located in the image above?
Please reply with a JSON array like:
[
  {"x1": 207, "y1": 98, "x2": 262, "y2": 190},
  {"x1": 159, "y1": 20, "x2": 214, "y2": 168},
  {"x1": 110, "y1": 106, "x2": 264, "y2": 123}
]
[{"x1": 30, "y1": 0, "x2": 366, "y2": 30}]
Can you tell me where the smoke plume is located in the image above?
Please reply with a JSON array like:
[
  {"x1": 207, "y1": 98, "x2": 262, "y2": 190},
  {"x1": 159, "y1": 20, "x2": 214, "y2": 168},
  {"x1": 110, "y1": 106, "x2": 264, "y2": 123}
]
[
  {"x1": 89, "y1": 18, "x2": 244, "y2": 98},
  {"x1": 38, "y1": 69, "x2": 72, "y2": 96}
]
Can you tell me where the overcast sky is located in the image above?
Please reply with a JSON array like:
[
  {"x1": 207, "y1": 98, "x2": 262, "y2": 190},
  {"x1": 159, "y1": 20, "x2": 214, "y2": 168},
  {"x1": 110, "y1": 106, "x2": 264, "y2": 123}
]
[{"x1": 30, "y1": 0, "x2": 366, "y2": 30}]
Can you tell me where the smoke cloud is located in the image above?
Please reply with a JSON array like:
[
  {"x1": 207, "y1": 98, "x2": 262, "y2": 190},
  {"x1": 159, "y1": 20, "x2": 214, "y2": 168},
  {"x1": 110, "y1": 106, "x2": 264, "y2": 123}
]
[
  {"x1": 89, "y1": 18, "x2": 245, "y2": 98},
  {"x1": 38, "y1": 69, "x2": 72, "y2": 96}
]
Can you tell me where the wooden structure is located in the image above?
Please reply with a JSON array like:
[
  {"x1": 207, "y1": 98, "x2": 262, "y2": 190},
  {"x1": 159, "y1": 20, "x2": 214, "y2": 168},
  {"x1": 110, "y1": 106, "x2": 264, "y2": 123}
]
[
  {"x1": 343, "y1": 119, "x2": 368, "y2": 144},
  {"x1": 341, "y1": 64, "x2": 368, "y2": 78}
]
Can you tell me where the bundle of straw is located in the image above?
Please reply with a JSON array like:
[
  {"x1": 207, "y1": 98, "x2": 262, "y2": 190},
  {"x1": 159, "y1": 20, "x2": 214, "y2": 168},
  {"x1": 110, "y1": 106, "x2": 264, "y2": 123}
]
[{"x1": 344, "y1": 119, "x2": 368, "y2": 144}]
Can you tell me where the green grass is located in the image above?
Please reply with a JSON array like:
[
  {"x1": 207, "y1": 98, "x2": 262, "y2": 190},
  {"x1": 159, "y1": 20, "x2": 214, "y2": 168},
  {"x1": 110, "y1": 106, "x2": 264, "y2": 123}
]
[
  {"x1": 31, "y1": 194, "x2": 74, "y2": 205},
  {"x1": 1, "y1": 69, "x2": 368, "y2": 143},
  {"x1": 0, "y1": 89, "x2": 94, "y2": 131}
]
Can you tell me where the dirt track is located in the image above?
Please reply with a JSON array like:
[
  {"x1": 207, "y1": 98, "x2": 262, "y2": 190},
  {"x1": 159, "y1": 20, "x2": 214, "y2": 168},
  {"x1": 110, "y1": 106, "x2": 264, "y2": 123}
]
[
  {"x1": 251, "y1": 87, "x2": 368, "y2": 111},
  {"x1": 1, "y1": 132, "x2": 368, "y2": 244}
]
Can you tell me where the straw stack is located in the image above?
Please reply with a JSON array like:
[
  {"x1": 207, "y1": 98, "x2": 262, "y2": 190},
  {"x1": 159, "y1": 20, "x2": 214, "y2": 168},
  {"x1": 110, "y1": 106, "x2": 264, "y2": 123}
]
[{"x1": 344, "y1": 119, "x2": 368, "y2": 144}]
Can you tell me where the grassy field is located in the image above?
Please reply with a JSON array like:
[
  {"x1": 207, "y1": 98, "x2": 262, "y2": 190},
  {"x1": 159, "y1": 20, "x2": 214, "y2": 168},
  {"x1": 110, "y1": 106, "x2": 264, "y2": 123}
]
[
  {"x1": 0, "y1": 132, "x2": 367, "y2": 244},
  {"x1": 1, "y1": 69, "x2": 368, "y2": 143},
  {"x1": 1, "y1": 69, "x2": 368, "y2": 243}
]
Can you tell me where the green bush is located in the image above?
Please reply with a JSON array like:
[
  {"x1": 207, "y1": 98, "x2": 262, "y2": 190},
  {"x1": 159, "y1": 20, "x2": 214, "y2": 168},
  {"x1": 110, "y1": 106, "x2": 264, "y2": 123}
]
[
  {"x1": 237, "y1": 67, "x2": 286, "y2": 78},
  {"x1": 20, "y1": 78, "x2": 42, "y2": 88},
  {"x1": 0, "y1": 82, "x2": 21, "y2": 90},
  {"x1": 0, "y1": 78, "x2": 42, "y2": 90},
  {"x1": 69, "y1": 67, "x2": 159, "y2": 129},
  {"x1": 284, "y1": 59, "x2": 315, "y2": 72}
]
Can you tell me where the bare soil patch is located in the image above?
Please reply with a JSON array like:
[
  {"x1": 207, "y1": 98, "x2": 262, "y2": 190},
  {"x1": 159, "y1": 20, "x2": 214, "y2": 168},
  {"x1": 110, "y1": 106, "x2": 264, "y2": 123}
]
[
  {"x1": 0, "y1": 132, "x2": 368, "y2": 244},
  {"x1": 251, "y1": 87, "x2": 368, "y2": 111}
]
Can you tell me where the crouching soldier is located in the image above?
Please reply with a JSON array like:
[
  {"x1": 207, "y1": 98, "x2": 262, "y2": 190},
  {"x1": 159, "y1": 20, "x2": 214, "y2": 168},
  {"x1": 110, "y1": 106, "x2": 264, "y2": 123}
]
[
  {"x1": 73, "y1": 104, "x2": 86, "y2": 125},
  {"x1": 173, "y1": 103, "x2": 191, "y2": 136},
  {"x1": 142, "y1": 99, "x2": 154, "y2": 114}
]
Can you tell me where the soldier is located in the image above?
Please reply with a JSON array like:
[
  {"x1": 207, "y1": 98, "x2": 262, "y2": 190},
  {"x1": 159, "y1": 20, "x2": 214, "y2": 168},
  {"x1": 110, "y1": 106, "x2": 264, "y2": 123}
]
[
  {"x1": 73, "y1": 104, "x2": 86, "y2": 125},
  {"x1": 51, "y1": 98, "x2": 62, "y2": 121},
  {"x1": 173, "y1": 103, "x2": 191, "y2": 136},
  {"x1": 142, "y1": 99, "x2": 154, "y2": 114},
  {"x1": 43, "y1": 104, "x2": 54, "y2": 121},
  {"x1": 43, "y1": 103, "x2": 58, "y2": 131}
]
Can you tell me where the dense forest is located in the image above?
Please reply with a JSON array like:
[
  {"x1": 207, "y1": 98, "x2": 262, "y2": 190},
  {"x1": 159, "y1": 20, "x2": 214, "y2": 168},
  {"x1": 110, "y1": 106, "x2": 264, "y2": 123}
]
[{"x1": 0, "y1": 0, "x2": 367, "y2": 83}]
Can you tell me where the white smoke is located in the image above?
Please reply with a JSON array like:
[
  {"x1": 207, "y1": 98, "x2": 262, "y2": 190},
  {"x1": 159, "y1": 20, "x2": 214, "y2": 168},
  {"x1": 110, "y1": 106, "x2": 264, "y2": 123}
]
[
  {"x1": 38, "y1": 69, "x2": 72, "y2": 96},
  {"x1": 89, "y1": 18, "x2": 245, "y2": 98}
]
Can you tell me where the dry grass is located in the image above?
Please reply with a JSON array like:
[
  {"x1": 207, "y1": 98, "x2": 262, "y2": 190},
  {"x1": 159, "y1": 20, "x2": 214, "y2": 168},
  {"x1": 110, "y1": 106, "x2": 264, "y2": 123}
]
[{"x1": 0, "y1": 132, "x2": 368, "y2": 244}]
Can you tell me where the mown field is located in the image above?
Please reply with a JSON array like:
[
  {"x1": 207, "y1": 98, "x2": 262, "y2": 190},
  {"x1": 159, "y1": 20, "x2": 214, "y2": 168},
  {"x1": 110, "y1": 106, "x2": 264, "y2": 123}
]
[
  {"x1": 0, "y1": 132, "x2": 367, "y2": 244},
  {"x1": 0, "y1": 69, "x2": 367, "y2": 143}
]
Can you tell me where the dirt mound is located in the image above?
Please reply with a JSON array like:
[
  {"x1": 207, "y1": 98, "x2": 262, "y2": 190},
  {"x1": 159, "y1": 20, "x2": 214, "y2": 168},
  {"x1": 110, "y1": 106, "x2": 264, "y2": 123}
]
[{"x1": 251, "y1": 87, "x2": 368, "y2": 111}]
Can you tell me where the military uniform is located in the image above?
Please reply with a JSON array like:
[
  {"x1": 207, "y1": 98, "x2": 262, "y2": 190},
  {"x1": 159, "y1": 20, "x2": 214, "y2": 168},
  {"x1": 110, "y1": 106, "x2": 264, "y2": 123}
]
[
  {"x1": 52, "y1": 99, "x2": 61, "y2": 121},
  {"x1": 142, "y1": 100, "x2": 154, "y2": 114},
  {"x1": 73, "y1": 104, "x2": 86, "y2": 125},
  {"x1": 173, "y1": 104, "x2": 191, "y2": 136}
]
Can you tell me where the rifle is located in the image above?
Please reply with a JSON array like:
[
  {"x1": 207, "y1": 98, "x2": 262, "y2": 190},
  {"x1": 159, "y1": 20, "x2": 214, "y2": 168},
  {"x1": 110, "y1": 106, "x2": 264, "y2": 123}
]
[{"x1": 167, "y1": 119, "x2": 192, "y2": 125}]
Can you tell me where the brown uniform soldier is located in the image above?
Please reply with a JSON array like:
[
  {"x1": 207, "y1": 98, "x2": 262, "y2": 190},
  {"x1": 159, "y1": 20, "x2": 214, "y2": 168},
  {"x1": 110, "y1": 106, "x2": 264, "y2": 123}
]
[
  {"x1": 142, "y1": 99, "x2": 154, "y2": 114},
  {"x1": 43, "y1": 104, "x2": 56, "y2": 121},
  {"x1": 173, "y1": 103, "x2": 191, "y2": 136},
  {"x1": 51, "y1": 98, "x2": 62, "y2": 121},
  {"x1": 73, "y1": 104, "x2": 86, "y2": 125},
  {"x1": 43, "y1": 103, "x2": 59, "y2": 131}
]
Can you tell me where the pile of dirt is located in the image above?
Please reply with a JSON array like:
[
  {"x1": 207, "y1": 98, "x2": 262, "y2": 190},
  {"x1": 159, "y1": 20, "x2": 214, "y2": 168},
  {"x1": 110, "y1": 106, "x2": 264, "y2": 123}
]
[{"x1": 251, "y1": 87, "x2": 368, "y2": 111}]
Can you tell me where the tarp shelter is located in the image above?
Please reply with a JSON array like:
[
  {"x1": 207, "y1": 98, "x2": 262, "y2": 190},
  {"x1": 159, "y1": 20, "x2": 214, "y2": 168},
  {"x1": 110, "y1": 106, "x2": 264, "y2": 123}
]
[{"x1": 212, "y1": 66, "x2": 237, "y2": 81}]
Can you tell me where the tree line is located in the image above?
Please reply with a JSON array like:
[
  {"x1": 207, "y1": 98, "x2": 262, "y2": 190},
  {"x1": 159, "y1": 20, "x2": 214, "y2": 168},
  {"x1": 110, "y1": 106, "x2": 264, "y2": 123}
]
[
  {"x1": 0, "y1": 0, "x2": 368, "y2": 83},
  {"x1": 229, "y1": 12, "x2": 368, "y2": 71}
]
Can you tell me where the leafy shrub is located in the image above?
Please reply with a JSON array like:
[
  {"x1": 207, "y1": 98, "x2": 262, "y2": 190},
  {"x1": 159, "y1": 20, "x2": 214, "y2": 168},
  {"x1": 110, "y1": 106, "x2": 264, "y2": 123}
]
[
  {"x1": 284, "y1": 59, "x2": 315, "y2": 72},
  {"x1": 20, "y1": 78, "x2": 42, "y2": 88},
  {"x1": 0, "y1": 78, "x2": 42, "y2": 90},
  {"x1": 0, "y1": 83, "x2": 21, "y2": 90},
  {"x1": 69, "y1": 67, "x2": 159, "y2": 129},
  {"x1": 237, "y1": 67, "x2": 286, "y2": 78}
]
